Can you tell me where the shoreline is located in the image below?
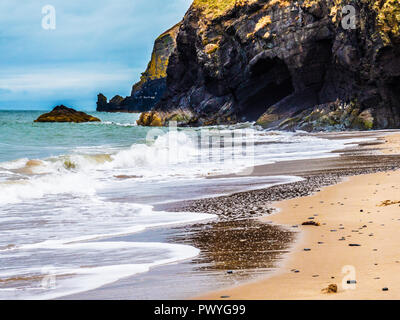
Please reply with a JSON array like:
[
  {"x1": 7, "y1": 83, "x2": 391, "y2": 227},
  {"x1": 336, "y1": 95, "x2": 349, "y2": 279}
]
[
  {"x1": 65, "y1": 130, "x2": 400, "y2": 300},
  {"x1": 197, "y1": 133, "x2": 400, "y2": 300}
]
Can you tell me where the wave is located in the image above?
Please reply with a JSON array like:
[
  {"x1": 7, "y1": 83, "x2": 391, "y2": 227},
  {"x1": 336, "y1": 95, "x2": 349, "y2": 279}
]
[
  {"x1": 0, "y1": 128, "x2": 373, "y2": 205},
  {"x1": 0, "y1": 172, "x2": 98, "y2": 205},
  {"x1": 0, "y1": 199, "x2": 216, "y2": 299},
  {"x1": 0, "y1": 241, "x2": 200, "y2": 300}
]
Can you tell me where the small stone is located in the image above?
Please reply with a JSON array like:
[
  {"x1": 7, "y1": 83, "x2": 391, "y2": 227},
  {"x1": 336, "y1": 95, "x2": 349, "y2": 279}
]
[
  {"x1": 227, "y1": 270, "x2": 233, "y2": 274},
  {"x1": 304, "y1": 248, "x2": 311, "y2": 251},
  {"x1": 347, "y1": 280, "x2": 357, "y2": 284},
  {"x1": 349, "y1": 244, "x2": 361, "y2": 247},
  {"x1": 322, "y1": 284, "x2": 338, "y2": 294},
  {"x1": 302, "y1": 221, "x2": 320, "y2": 226},
  {"x1": 382, "y1": 287, "x2": 389, "y2": 291}
]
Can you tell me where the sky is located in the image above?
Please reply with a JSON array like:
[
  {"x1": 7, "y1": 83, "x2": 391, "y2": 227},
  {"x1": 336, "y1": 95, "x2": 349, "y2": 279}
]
[{"x1": 0, "y1": 0, "x2": 192, "y2": 110}]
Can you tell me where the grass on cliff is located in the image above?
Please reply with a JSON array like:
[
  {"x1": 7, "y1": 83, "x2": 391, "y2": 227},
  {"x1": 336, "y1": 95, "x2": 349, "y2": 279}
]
[
  {"x1": 322, "y1": 0, "x2": 400, "y2": 40},
  {"x1": 193, "y1": 0, "x2": 292, "y2": 19},
  {"x1": 193, "y1": 0, "x2": 255, "y2": 18},
  {"x1": 373, "y1": 0, "x2": 400, "y2": 40}
]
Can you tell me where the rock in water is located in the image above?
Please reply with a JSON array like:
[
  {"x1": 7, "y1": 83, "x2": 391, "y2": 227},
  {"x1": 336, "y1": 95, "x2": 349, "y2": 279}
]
[{"x1": 34, "y1": 106, "x2": 101, "y2": 123}]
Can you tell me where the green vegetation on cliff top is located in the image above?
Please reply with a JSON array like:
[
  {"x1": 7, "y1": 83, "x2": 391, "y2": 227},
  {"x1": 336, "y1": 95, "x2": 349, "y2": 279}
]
[{"x1": 192, "y1": 0, "x2": 399, "y2": 40}]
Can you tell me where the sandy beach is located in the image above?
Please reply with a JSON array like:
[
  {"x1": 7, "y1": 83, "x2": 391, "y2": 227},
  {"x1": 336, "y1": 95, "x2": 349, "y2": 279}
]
[
  {"x1": 63, "y1": 130, "x2": 400, "y2": 300},
  {"x1": 198, "y1": 133, "x2": 400, "y2": 299}
]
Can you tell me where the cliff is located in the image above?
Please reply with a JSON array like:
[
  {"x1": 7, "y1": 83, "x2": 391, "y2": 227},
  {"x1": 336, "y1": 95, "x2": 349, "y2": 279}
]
[
  {"x1": 138, "y1": 0, "x2": 400, "y2": 130},
  {"x1": 97, "y1": 23, "x2": 181, "y2": 113}
]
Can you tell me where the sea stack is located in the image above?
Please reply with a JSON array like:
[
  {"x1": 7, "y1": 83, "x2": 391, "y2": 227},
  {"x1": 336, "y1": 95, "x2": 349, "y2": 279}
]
[
  {"x1": 34, "y1": 105, "x2": 101, "y2": 123},
  {"x1": 96, "y1": 22, "x2": 181, "y2": 113}
]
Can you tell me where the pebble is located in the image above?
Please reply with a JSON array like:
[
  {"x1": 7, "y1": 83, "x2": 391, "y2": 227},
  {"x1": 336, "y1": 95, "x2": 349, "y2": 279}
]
[
  {"x1": 382, "y1": 287, "x2": 389, "y2": 291},
  {"x1": 347, "y1": 280, "x2": 357, "y2": 284},
  {"x1": 349, "y1": 244, "x2": 361, "y2": 247}
]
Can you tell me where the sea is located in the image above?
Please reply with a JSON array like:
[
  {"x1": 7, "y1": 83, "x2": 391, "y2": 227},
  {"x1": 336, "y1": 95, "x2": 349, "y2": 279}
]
[{"x1": 0, "y1": 110, "x2": 368, "y2": 299}]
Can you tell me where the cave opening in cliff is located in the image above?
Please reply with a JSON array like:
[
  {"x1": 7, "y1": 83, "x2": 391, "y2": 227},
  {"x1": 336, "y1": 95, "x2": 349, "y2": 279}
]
[{"x1": 238, "y1": 57, "x2": 294, "y2": 121}]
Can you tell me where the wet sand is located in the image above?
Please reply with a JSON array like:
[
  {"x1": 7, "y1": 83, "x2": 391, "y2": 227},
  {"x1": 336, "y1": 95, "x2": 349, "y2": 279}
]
[
  {"x1": 66, "y1": 130, "x2": 400, "y2": 300},
  {"x1": 199, "y1": 133, "x2": 400, "y2": 299}
]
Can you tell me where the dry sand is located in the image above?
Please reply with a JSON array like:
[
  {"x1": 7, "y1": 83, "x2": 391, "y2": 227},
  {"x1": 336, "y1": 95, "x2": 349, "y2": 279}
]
[{"x1": 199, "y1": 133, "x2": 400, "y2": 300}]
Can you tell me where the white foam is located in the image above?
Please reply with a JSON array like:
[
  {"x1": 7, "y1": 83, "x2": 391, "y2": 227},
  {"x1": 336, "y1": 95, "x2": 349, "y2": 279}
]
[
  {"x1": 0, "y1": 172, "x2": 99, "y2": 205},
  {"x1": 0, "y1": 128, "x2": 369, "y2": 205},
  {"x1": 0, "y1": 241, "x2": 200, "y2": 300},
  {"x1": 0, "y1": 126, "x2": 373, "y2": 299}
]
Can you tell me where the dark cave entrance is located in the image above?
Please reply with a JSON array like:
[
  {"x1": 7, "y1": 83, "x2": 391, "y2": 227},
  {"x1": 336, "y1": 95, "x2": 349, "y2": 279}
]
[
  {"x1": 238, "y1": 56, "x2": 294, "y2": 121},
  {"x1": 390, "y1": 76, "x2": 400, "y2": 105}
]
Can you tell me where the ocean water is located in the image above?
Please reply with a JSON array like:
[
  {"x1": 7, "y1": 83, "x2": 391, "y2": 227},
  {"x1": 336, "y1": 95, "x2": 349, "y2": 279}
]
[{"x1": 0, "y1": 110, "x2": 368, "y2": 299}]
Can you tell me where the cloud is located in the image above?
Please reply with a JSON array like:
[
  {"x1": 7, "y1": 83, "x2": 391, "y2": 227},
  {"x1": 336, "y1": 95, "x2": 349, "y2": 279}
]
[
  {"x1": 0, "y1": 0, "x2": 192, "y2": 109},
  {"x1": 0, "y1": 66, "x2": 138, "y2": 91}
]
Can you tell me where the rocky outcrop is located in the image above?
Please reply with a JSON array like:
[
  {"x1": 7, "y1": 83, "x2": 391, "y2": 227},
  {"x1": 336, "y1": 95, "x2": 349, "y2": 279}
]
[
  {"x1": 97, "y1": 23, "x2": 181, "y2": 113},
  {"x1": 148, "y1": 0, "x2": 400, "y2": 130},
  {"x1": 35, "y1": 106, "x2": 101, "y2": 123},
  {"x1": 136, "y1": 109, "x2": 196, "y2": 126},
  {"x1": 256, "y1": 99, "x2": 374, "y2": 131}
]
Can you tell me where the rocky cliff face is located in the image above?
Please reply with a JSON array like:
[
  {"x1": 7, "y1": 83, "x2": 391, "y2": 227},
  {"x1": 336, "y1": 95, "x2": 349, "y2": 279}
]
[
  {"x1": 139, "y1": 0, "x2": 400, "y2": 130},
  {"x1": 97, "y1": 23, "x2": 180, "y2": 113}
]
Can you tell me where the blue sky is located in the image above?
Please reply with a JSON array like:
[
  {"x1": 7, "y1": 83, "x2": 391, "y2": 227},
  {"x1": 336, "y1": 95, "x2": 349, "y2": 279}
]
[{"x1": 0, "y1": 0, "x2": 192, "y2": 110}]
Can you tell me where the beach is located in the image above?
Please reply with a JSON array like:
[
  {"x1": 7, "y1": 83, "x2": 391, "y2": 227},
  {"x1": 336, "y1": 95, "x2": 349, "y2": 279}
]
[
  {"x1": 199, "y1": 133, "x2": 400, "y2": 299},
  {"x1": 64, "y1": 130, "x2": 400, "y2": 300},
  {"x1": 2, "y1": 111, "x2": 400, "y2": 299}
]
